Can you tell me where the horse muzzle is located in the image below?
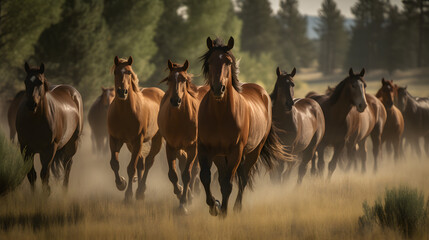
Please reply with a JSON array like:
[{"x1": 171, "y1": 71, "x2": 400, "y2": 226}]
[
  {"x1": 170, "y1": 97, "x2": 182, "y2": 108},
  {"x1": 211, "y1": 85, "x2": 225, "y2": 100},
  {"x1": 356, "y1": 103, "x2": 367, "y2": 113},
  {"x1": 116, "y1": 88, "x2": 128, "y2": 100}
]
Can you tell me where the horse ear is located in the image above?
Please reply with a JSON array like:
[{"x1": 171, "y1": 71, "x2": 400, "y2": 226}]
[
  {"x1": 359, "y1": 68, "x2": 365, "y2": 77},
  {"x1": 227, "y1": 37, "x2": 234, "y2": 50},
  {"x1": 276, "y1": 67, "x2": 280, "y2": 77},
  {"x1": 349, "y1": 68, "x2": 354, "y2": 76},
  {"x1": 381, "y1": 78, "x2": 386, "y2": 84},
  {"x1": 183, "y1": 59, "x2": 189, "y2": 71},
  {"x1": 24, "y1": 62, "x2": 30, "y2": 73},
  {"x1": 101, "y1": 87, "x2": 106, "y2": 91},
  {"x1": 114, "y1": 56, "x2": 119, "y2": 65},
  {"x1": 127, "y1": 56, "x2": 133, "y2": 65},
  {"x1": 290, "y1": 67, "x2": 296, "y2": 77},
  {"x1": 39, "y1": 63, "x2": 44, "y2": 74},
  {"x1": 167, "y1": 59, "x2": 173, "y2": 71},
  {"x1": 206, "y1": 37, "x2": 213, "y2": 49}
]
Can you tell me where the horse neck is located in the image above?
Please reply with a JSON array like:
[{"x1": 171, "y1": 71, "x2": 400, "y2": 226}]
[{"x1": 328, "y1": 89, "x2": 353, "y2": 121}]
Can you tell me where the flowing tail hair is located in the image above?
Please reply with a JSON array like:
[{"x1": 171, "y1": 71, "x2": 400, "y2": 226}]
[{"x1": 237, "y1": 124, "x2": 295, "y2": 190}]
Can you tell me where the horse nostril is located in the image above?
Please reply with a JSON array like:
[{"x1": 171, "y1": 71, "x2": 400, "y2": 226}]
[
  {"x1": 220, "y1": 85, "x2": 225, "y2": 92},
  {"x1": 124, "y1": 89, "x2": 128, "y2": 94}
]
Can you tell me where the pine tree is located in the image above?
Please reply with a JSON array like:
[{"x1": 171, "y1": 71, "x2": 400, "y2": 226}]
[
  {"x1": 277, "y1": 0, "x2": 314, "y2": 68},
  {"x1": 35, "y1": 0, "x2": 110, "y2": 103},
  {"x1": 0, "y1": 0, "x2": 63, "y2": 94},
  {"x1": 383, "y1": 4, "x2": 405, "y2": 73},
  {"x1": 104, "y1": 0, "x2": 163, "y2": 84},
  {"x1": 315, "y1": 0, "x2": 348, "y2": 75},
  {"x1": 346, "y1": 0, "x2": 387, "y2": 70},
  {"x1": 147, "y1": 0, "x2": 185, "y2": 85},
  {"x1": 239, "y1": 0, "x2": 277, "y2": 57}
]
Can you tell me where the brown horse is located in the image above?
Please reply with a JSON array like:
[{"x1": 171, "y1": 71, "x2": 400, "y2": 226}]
[
  {"x1": 16, "y1": 63, "x2": 83, "y2": 193},
  {"x1": 7, "y1": 90, "x2": 25, "y2": 142},
  {"x1": 88, "y1": 87, "x2": 115, "y2": 154},
  {"x1": 108, "y1": 56, "x2": 164, "y2": 201},
  {"x1": 395, "y1": 86, "x2": 429, "y2": 157},
  {"x1": 376, "y1": 78, "x2": 404, "y2": 161},
  {"x1": 310, "y1": 68, "x2": 386, "y2": 178},
  {"x1": 198, "y1": 37, "x2": 289, "y2": 217},
  {"x1": 270, "y1": 67, "x2": 325, "y2": 184},
  {"x1": 158, "y1": 59, "x2": 209, "y2": 213}
]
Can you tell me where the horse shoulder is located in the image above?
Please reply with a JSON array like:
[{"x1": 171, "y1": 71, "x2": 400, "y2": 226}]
[{"x1": 141, "y1": 87, "x2": 165, "y2": 104}]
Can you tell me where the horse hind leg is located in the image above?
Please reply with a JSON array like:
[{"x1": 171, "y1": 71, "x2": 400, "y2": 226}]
[
  {"x1": 177, "y1": 144, "x2": 197, "y2": 213},
  {"x1": 424, "y1": 135, "x2": 429, "y2": 158},
  {"x1": 298, "y1": 136, "x2": 318, "y2": 184},
  {"x1": 190, "y1": 161, "x2": 201, "y2": 196},
  {"x1": 370, "y1": 131, "x2": 382, "y2": 173},
  {"x1": 327, "y1": 142, "x2": 345, "y2": 180},
  {"x1": 358, "y1": 140, "x2": 367, "y2": 173},
  {"x1": 40, "y1": 144, "x2": 59, "y2": 195},
  {"x1": 136, "y1": 131, "x2": 162, "y2": 200}
]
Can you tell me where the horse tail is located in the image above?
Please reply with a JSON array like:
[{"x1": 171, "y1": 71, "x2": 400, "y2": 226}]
[
  {"x1": 259, "y1": 124, "x2": 294, "y2": 170},
  {"x1": 51, "y1": 149, "x2": 65, "y2": 180}
]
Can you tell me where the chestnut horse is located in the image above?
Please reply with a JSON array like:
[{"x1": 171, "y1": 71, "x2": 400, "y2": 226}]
[
  {"x1": 395, "y1": 86, "x2": 429, "y2": 157},
  {"x1": 88, "y1": 87, "x2": 115, "y2": 154},
  {"x1": 7, "y1": 90, "x2": 25, "y2": 142},
  {"x1": 270, "y1": 67, "x2": 325, "y2": 184},
  {"x1": 108, "y1": 56, "x2": 164, "y2": 201},
  {"x1": 16, "y1": 63, "x2": 83, "y2": 193},
  {"x1": 198, "y1": 37, "x2": 289, "y2": 217},
  {"x1": 376, "y1": 78, "x2": 404, "y2": 161},
  {"x1": 310, "y1": 68, "x2": 386, "y2": 178},
  {"x1": 158, "y1": 59, "x2": 209, "y2": 213}
]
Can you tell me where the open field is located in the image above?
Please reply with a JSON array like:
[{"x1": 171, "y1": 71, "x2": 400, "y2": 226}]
[{"x1": 0, "y1": 68, "x2": 428, "y2": 239}]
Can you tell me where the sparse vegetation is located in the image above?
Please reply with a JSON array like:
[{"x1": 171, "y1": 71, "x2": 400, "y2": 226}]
[
  {"x1": 0, "y1": 131, "x2": 32, "y2": 196},
  {"x1": 359, "y1": 186, "x2": 428, "y2": 238}
]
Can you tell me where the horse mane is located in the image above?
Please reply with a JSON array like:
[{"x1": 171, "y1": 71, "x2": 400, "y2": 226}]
[
  {"x1": 270, "y1": 79, "x2": 279, "y2": 102},
  {"x1": 199, "y1": 38, "x2": 242, "y2": 92},
  {"x1": 110, "y1": 58, "x2": 140, "y2": 92}
]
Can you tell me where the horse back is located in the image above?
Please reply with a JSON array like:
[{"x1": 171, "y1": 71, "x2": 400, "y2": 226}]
[{"x1": 88, "y1": 95, "x2": 108, "y2": 135}]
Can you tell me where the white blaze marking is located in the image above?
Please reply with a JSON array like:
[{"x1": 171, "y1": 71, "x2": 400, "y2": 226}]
[
  {"x1": 219, "y1": 54, "x2": 223, "y2": 59},
  {"x1": 175, "y1": 72, "x2": 179, "y2": 80},
  {"x1": 30, "y1": 76, "x2": 36, "y2": 82},
  {"x1": 121, "y1": 68, "x2": 126, "y2": 74}
]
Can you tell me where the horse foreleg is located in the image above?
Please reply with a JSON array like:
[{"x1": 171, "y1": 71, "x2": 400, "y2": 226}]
[
  {"x1": 166, "y1": 143, "x2": 182, "y2": 199},
  {"x1": 217, "y1": 146, "x2": 243, "y2": 217},
  {"x1": 198, "y1": 144, "x2": 218, "y2": 216},
  {"x1": 370, "y1": 132, "x2": 381, "y2": 173},
  {"x1": 40, "y1": 144, "x2": 58, "y2": 195},
  {"x1": 190, "y1": 160, "x2": 200, "y2": 196},
  {"x1": 125, "y1": 138, "x2": 143, "y2": 202},
  {"x1": 424, "y1": 135, "x2": 429, "y2": 158},
  {"x1": 317, "y1": 145, "x2": 326, "y2": 177},
  {"x1": 109, "y1": 136, "x2": 126, "y2": 191},
  {"x1": 136, "y1": 132, "x2": 162, "y2": 200},
  {"x1": 327, "y1": 143, "x2": 345, "y2": 180},
  {"x1": 23, "y1": 149, "x2": 36, "y2": 192},
  {"x1": 178, "y1": 144, "x2": 197, "y2": 213}
]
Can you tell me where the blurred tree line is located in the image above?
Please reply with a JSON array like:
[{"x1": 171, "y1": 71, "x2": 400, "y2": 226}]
[{"x1": 0, "y1": 0, "x2": 428, "y2": 105}]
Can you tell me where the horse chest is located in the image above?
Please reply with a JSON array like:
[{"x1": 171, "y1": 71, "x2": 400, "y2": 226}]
[{"x1": 16, "y1": 113, "x2": 53, "y2": 151}]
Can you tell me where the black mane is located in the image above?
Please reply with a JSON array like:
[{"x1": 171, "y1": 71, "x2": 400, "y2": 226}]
[{"x1": 199, "y1": 38, "x2": 242, "y2": 92}]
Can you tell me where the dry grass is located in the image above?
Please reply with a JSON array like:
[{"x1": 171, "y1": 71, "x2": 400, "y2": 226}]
[{"x1": 0, "y1": 68, "x2": 429, "y2": 239}]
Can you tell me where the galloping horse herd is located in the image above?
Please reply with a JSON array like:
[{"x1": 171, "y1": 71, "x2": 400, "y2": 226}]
[{"x1": 6, "y1": 37, "x2": 429, "y2": 217}]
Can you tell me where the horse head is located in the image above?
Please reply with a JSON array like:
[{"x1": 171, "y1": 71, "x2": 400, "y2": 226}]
[
  {"x1": 274, "y1": 66, "x2": 296, "y2": 110},
  {"x1": 24, "y1": 62, "x2": 48, "y2": 113}
]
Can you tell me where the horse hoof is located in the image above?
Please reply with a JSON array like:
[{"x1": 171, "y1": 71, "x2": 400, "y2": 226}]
[
  {"x1": 135, "y1": 191, "x2": 145, "y2": 201},
  {"x1": 116, "y1": 176, "x2": 127, "y2": 191},
  {"x1": 174, "y1": 185, "x2": 183, "y2": 199},
  {"x1": 209, "y1": 200, "x2": 220, "y2": 216},
  {"x1": 233, "y1": 203, "x2": 242, "y2": 213},
  {"x1": 177, "y1": 204, "x2": 189, "y2": 215}
]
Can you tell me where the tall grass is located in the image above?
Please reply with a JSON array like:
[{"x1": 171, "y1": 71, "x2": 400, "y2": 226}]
[
  {"x1": 0, "y1": 131, "x2": 32, "y2": 195},
  {"x1": 359, "y1": 186, "x2": 428, "y2": 238}
]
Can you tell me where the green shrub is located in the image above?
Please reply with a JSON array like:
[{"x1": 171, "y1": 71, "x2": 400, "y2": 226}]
[
  {"x1": 359, "y1": 186, "x2": 428, "y2": 238},
  {"x1": 0, "y1": 131, "x2": 32, "y2": 196}
]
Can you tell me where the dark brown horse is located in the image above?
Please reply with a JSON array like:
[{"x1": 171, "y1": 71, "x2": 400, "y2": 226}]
[
  {"x1": 310, "y1": 68, "x2": 386, "y2": 178},
  {"x1": 198, "y1": 37, "x2": 289, "y2": 217},
  {"x1": 158, "y1": 59, "x2": 209, "y2": 213},
  {"x1": 376, "y1": 78, "x2": 404, "y2": 161},
  {"x1": 395, "y1": 86, "x2": 429, "y2": 157},
  {"x1": 88, "y1": 87, "x2": 115, "y2": 154},
  {"x1": 270, "y1": 67, "x2": 325, "y2": 184},
  {"x1": 16, "y1": 63, "x2": 83, "y2": 193},
  {"x1": 7, "y1": 90, "x2": 25, "y2": 142},
  {"x1": 108, "y1": 56, "x2": 164, "y2": 201}
]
